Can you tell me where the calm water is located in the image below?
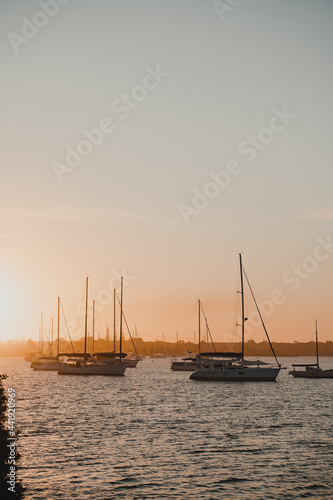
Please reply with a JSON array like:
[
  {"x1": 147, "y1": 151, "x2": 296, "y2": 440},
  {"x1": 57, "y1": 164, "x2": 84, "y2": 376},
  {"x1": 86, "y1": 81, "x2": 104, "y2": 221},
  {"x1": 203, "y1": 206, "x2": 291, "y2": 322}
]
[{"x1": 1, "y1": 357, "x2": 333, "y2": 499}]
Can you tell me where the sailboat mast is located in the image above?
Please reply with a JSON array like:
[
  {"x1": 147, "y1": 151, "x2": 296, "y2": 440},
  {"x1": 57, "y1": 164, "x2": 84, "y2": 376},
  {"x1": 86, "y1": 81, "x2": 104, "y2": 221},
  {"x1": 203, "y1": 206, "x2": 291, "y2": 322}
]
[
  {"x1": 41, "y1": 312, "x2": 43, "y2": 354},
  {"x1": 113, "y1": 289, "x2": 116, "y2": 351},
  {"x1": 92, "y1": 299, "x2": 95, "y2": 354},
  {"x1": 239, "y1": 253, "x2": 245, "y2": 360},
  {"x1": 198, "y1": 299, "x2": 201, "y2": 355},
  {"x1": 205, "y1": 317, "x2": 209, "y2": 352},
  {"x1": 51, "y1": 317, "x2": 53, "y2": 355},
  {"x1": 57, "y1": 297, "x2": 60, "y2": 357},
  {"x1": 119, "y1": 277, "x2": 123, "y2": 362},
  {"x1": 84, "y1": 277, "x2": 88, "y2": 358},
  {"x1": 315, "y1": 319, "x2": 319, "y2": 367}
]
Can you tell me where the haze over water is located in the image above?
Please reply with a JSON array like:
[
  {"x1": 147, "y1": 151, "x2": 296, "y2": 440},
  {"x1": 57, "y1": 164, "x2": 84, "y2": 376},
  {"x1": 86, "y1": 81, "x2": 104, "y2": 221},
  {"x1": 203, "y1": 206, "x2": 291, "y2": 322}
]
[{"x1": 2, "y1": 357, "x2": 333, "y2": 499}]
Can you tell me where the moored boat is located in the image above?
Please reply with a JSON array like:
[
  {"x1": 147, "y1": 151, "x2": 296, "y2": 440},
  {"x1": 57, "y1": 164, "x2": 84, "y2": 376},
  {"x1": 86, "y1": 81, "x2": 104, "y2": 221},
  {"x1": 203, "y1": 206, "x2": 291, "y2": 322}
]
[
  {"x1": 32, "y1": 297, "x2": 64, "y2": 371},
  {"x1": 58, "y1": 277, "x2": 126, "y2": 376},
  {"x1": 289, "y1": 320, "x2": 333, "y2": 378},
  {"x1": 190, "y1": 254, "x2": 282, "y2": 382},
  {"x1": 171, "y1": 354, "x2": 198, "y2": 371},
  {"x1": 58, "y1": 359, "x2": 126, "y2": 376},
  {"x1": 124, "y1": 357, "x2": 140, "y2": 367},
  {"x1": 31, "y1": 356, "x2": 63, "y2": 371},
  {"x1": 190, "y1": 353, "x2": 280, "y2": 381}
]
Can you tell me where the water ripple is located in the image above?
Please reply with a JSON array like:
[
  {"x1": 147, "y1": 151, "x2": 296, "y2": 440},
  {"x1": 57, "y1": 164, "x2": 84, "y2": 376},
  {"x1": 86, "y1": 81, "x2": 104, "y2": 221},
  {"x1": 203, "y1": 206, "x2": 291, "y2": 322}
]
[{"x1": 1, "y1": 357, "x2": 333, "y2": 499}]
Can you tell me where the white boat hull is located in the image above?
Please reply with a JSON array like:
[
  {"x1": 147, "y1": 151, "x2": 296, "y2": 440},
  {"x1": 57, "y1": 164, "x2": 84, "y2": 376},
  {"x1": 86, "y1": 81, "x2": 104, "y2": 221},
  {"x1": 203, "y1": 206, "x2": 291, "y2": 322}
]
[
  {"x1": 190, "y1": 365, "x2": 280, "y2": 381},
  {"x1": 31, "y1": 362, "x2": 63, "y2": 371},
  {"x1": 290, "y1": 369, "x2": 333, "y2": 378},
  {"x1": 58, "y1": 363, "x2": 126, "y2": 376}
]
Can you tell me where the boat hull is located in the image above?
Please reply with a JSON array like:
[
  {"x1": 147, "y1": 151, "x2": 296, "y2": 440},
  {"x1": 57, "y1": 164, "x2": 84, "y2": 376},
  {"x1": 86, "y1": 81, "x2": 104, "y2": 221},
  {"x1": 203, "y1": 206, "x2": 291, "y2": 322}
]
[
  {"x1": 58, "y1": 363, "x2": 126, "y2": 376},
  {"x1": 171, "y1": 361, "x2": 197, "y2": 371},
  {"x1": 124, "y1": 358, "x2": 139, "y2": 368},
  {"x1": 31, "y1": 362, "x2": 63, "y2": 371},
  {"x1": 190, "y1": 366, "x2": 280, "y2": 381},
  {"x1": 289, "y1": 369, "x2": 333, "y2": 378}
]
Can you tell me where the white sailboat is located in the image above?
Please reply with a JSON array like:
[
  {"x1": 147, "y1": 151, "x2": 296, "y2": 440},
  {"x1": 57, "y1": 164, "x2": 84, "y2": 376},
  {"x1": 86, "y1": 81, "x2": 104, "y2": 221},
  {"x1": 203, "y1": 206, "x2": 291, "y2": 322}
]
[
  {"x1": 289, "y1": 320, "x2": 333, "y2": 378},
  {"x1": 116, "y1": 290, "x2": 142, "y2": 367},
  {"x1": 32, "y1": 298, "x2": 64, "y2": 371},
  {"x1": 190, "y1": 254, "x2": 282, "y2": 382},
  {"x1": 92, "y1": 288, "x2": 141, "y2": 367},
  {"x1": 58, "y1": 277, "x2": 126, "y2": 376}
]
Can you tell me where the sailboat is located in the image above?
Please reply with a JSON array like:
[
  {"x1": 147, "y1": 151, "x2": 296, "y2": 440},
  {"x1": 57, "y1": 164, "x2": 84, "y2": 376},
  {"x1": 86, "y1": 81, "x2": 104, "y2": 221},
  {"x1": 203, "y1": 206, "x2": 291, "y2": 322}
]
[
  {"x1": 92, "y1": 288, "x2": 141, "y2": 367},
  {"x1": 31, "y1": 299, "x2": 65, "y2": 371},
  {"x1": 122, "y1": 313, "x2": 141, "y2": 367},
  {"x1": 289, "y1": 320, "x2": 333, "y2": 378},
  {"x1": 171, "y1": 304, "x2": 215, "y2": 371},
  {"x1": 171, "y1": 351, "x2": 198, "y2": 371},
  {"x1": 58, "y1": 277, "x2": 126, "y2": 376},
  {"x1": 124, "y1": 357, "x2": 140, "y2": 367},
  {"x1": 26, "y1": 313, "x2": 45, "y2": 363},
  {"x1": 190, "y1": 254, "x2": 282, "y2": 382}
]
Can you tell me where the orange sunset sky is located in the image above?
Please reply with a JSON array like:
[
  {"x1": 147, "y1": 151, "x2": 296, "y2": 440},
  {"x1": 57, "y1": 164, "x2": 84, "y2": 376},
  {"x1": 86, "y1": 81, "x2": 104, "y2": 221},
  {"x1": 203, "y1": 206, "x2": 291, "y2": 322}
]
[{"x1": 1, "y1": 1, "x2": 333, "y2": 344}]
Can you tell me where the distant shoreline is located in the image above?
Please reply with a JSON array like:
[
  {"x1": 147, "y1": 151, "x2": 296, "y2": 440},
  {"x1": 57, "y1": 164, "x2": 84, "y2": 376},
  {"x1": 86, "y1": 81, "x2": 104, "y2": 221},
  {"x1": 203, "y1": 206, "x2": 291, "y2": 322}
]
[{"x1": 1, "y1": 338, "x2": 332, "y2": 358}]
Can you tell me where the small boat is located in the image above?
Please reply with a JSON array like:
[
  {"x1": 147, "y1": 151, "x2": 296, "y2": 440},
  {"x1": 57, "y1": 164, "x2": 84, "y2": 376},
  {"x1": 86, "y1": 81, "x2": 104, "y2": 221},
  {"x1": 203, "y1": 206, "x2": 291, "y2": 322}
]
[
  {"x1": 171, "y1": 352, "x2": 198, "y2": 371},
  {"x1": 94, "y1": 292, "x2": 142, "y2": 368},
  {"x1": 32, "y1": 298, "x2": 64, "y2": 371},
  {"x1": 170, "y1": 358, "x2": 198, "y2": 371},
  {"x1": 27, "y1": 313, "x2": 46, "y2": 363},
  {"x1": 289, "y1": 320, "x2": 333, "y2": 378},
  {"x1": 190, "y1": 254, "x2": 282, "y2": 382},
  {"x1": 117, "y1": 298, "x2": 142, "y2": 367},
  {"x1": 58, "y1": 277, "x2": 126, "y2": 376},
  {"x1": 31, "y1": 356, "x2": 62, "y2": 371},
  {"x1": 124, "y1": 357, "x2": 140, "y2": 368}
]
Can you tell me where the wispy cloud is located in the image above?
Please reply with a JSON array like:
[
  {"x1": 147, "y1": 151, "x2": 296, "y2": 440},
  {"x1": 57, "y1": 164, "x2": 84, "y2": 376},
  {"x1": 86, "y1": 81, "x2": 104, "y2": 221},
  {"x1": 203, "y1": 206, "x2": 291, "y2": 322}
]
[
  {"x1": 0, "y1": 207, "x2": 188, "y2": 228},
  {"x1": 295, "y1": 208, "x2": 333, "y2": 221}
]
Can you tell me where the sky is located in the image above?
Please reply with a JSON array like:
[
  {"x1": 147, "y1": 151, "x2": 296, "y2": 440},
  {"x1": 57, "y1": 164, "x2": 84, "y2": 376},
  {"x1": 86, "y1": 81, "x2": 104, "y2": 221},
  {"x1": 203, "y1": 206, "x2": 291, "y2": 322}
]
[{"x1": 0, "y1": 0, "x2": 333, "y2": 345}]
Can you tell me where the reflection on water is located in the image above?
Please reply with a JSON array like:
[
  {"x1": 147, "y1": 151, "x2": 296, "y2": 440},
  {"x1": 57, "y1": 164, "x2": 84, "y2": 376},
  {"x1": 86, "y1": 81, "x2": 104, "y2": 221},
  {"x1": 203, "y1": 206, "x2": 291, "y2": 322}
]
[{"x1": 1, "y1": 357, "x2": 333, "y2": 499}]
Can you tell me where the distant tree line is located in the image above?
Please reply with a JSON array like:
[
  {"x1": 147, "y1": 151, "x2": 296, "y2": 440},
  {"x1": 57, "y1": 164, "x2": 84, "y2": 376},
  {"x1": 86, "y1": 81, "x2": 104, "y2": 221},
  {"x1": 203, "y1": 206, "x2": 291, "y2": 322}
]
[{"x1": 1, "y1": 338, "x2": 333, "y2": 357}]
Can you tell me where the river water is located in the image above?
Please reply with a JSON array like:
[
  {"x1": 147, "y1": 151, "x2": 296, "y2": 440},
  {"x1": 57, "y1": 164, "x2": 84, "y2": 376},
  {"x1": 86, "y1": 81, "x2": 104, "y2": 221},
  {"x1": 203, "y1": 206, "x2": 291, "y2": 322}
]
[{"x1": 1, "y1": 357, "x2": 333, "y2": 499}]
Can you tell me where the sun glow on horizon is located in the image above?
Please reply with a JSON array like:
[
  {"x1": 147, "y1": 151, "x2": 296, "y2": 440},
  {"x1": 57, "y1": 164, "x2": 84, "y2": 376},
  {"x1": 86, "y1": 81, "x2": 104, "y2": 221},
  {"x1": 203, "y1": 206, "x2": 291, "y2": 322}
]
[
  {"x1": 0, "y1": 270, "x2": 17, "y2": 341},
  {"x1": 0, "y1": 266, "x2": 35, "y2": 342}
]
